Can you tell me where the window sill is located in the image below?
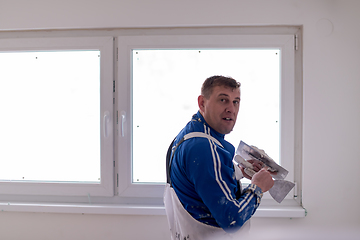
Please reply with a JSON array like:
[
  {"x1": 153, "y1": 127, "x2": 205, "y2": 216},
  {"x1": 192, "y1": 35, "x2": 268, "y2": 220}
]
[
  {"x1": 0, "y1": 201, "x2": 306, "y2": 218},
  {"x1": 254, "y1": 205, "x2": 305, "y2": 218}
]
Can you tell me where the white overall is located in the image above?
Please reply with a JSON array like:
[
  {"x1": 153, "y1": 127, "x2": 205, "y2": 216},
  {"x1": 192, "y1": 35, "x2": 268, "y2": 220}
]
[
  {"x1": 164, "y1": 132, "x2": 250, "y2": 240},
  {"x1": 164, "y1": 183, "x2": 250, "y2": 240}
]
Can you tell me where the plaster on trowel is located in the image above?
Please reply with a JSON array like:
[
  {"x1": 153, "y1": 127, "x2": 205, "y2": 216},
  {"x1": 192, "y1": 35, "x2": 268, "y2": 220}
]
[{"x1": 233, "y1": 141, "x2": 295, "y2": 203}]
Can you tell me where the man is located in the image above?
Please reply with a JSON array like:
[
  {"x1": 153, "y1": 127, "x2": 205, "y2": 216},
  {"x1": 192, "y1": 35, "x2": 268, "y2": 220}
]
[{"x1": 164, "y1": 75, "x2": 274, "y2": 239}]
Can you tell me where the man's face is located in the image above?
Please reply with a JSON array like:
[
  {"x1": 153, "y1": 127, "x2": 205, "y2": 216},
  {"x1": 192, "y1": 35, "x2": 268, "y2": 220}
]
[{"x1": 198, "y1": 85, "x2": 241, "y2": 135}]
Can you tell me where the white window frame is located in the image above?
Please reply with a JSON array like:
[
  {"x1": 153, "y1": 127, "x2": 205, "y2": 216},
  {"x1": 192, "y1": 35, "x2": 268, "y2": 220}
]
[
  {"x1": 0, "y1": 36, "x2": 115, "y2": 197},
  {"x1": 116, "y1": 29, "x2": 301, "y2": 205},
  {"x1": 0, "y1": 27, "x2": 304, "y2": 217}
]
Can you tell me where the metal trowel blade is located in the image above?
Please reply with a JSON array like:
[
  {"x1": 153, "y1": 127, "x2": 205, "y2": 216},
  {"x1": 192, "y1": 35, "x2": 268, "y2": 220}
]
[{"x1": 269, "y1": 180, "x2": 295, "y2": 203}]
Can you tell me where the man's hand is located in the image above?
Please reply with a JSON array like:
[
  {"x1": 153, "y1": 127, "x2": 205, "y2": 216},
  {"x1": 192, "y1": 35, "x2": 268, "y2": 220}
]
[
  {"x1": 239, "y1": 159, "x2": 263, "y2": 180},
  {"x1": 251, "y1": 168, "x2": 274, "y2": 193}
]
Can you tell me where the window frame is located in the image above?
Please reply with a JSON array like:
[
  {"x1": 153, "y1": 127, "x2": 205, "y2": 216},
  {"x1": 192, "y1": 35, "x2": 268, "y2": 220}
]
[
  {"x1": 0, "y1": 27, "x2": 304, "y2": 216},
  {"x1": 0, "y1": 36, "x2": 115, "y2": 197},
  {"x1": 116, "y1": 31, "x2": 301, "y2": 204}
]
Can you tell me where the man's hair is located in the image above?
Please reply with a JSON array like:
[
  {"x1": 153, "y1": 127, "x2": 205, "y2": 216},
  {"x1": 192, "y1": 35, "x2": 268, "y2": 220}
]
[{"x1": 201, "y1": 75, "x2": 241, "y2": 99}]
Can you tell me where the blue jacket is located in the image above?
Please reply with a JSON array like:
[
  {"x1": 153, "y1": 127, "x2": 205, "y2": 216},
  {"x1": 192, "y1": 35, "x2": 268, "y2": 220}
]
[{"x1": 169, "y1": 111, "x2": 263, "y2": 232}]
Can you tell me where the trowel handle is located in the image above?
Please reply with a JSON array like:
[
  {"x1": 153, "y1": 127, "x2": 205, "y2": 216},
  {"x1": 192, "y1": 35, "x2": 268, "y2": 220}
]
[
  {"x1": 234, "y1": 155, "x2": 251, "y2": 167},
  {"x1": 234, "y1": 155, "x2": 256, "y2": 177},
  {"x1": 244, "y1": 168, "x2": 256, "y2": 177}
]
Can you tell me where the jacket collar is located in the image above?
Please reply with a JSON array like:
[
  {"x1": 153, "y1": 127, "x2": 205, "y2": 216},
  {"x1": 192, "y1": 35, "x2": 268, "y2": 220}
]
[{"x1": 193, "y1": 111, "x2": 225, "y2": 139}]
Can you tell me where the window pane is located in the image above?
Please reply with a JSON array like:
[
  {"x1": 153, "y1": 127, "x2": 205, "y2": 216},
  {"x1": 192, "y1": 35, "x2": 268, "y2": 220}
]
[
  {"x1": 132, "y1": 49, "x2": 279, "y2": 184},
  {"x1": 0, "y1": 51, "x2": 101, "y2": 183}
]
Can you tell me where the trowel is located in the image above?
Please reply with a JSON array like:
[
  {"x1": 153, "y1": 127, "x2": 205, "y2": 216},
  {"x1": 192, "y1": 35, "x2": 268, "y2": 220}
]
[{"x1": 233, "y1": 141, "x2": 295, "y2": 203}]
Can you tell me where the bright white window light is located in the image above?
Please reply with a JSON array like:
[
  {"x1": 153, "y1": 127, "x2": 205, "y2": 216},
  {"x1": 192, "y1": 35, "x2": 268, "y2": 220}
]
[
  {"x1": 132, "y1": 49, "x2": 280, "y2": 184},
  {"x1": 0, "y1": 50, "x2": 101, "y2": 183}
]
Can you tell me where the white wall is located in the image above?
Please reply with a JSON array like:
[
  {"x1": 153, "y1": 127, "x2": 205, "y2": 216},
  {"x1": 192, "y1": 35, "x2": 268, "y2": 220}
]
[{"x1": 1, "y1": 1, "x2": 359, "y2": 239}]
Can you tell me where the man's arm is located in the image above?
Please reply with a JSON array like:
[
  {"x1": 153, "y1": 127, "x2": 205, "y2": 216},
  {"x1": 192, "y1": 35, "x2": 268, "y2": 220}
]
[{"x1": 186, "y1": 142, "x2": 267, "y2": 233}]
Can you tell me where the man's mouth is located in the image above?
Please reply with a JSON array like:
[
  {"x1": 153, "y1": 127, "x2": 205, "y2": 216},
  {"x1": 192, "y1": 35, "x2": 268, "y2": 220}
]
[{"x1": 223, "y1": 117, "x2": 233, "y2": 121}]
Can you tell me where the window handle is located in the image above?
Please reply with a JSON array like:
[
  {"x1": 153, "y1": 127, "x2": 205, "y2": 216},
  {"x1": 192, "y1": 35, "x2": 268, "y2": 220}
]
[
  {"x1": 121, "y1": 111, "x2": 126, "y2": 137},
  {"x1": 103, "y1": 111, "x2": 111, "y2": 138}
]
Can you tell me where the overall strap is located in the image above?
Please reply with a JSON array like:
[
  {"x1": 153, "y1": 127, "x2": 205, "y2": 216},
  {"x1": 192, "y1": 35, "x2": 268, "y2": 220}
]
[{"x1": 166, "y1": 132, "x2": 224, "y2": 186}]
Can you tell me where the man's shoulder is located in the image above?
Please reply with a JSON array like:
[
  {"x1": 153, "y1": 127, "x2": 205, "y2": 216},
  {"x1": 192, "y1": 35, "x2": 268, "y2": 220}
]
[
  {"x1": 175, "y1": 119, "x2": 203, "y2": 141},
  {"x1": 182, "y1": 135, "x2": 214, "y2": 148},
  {"x1": 176, "y1": 133, "x2": 224, "y2": 161}
]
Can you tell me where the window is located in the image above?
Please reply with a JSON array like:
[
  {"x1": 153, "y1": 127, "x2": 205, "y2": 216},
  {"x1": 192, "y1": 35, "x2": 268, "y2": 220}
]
[
  {"x1": 0, "y1": 37, "x2": 114, "y2": 197},
  {"x1": 131, "y1": 49, "x2": 280, "y2": 184},
  {"x1": 116, "y1": 30, "x2": 301, "y2": 204},
  {"x1": 0, "y1": 27, "x2": 303, "y2": 215},
  {"x1": 0, "y1": 50, "x2": 102, "y2": 183}
]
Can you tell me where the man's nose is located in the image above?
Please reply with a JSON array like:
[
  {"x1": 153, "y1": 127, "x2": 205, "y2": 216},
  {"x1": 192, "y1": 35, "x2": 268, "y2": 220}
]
[{"x1": 225, "y1": 103, "x2": 235, "y2": 113}]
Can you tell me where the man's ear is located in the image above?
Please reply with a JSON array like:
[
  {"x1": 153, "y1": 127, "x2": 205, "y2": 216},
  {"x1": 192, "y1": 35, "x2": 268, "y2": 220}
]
[{"x1": 198, "y1": 95, "x2": 205, "y2": 112}]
